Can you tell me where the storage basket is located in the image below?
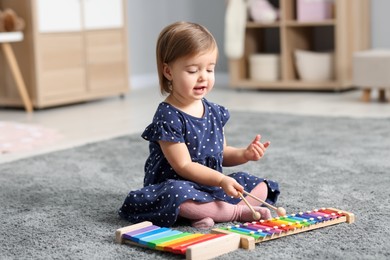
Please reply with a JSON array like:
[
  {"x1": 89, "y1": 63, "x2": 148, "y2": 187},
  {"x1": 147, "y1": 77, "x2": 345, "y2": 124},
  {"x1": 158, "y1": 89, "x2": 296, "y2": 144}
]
[
  {"x1": 295, "y1": 49, "x2": 334, "y2": 81},
  {"x1": 249, "y1": 54, "x2": 280, "y2": 81}
]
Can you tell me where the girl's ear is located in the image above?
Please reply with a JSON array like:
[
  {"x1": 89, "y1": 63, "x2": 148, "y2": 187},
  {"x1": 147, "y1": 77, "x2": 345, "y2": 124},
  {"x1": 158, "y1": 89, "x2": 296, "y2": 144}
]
[{"x1": 163, "y1": 63, "x2": 173, "y2": 81}]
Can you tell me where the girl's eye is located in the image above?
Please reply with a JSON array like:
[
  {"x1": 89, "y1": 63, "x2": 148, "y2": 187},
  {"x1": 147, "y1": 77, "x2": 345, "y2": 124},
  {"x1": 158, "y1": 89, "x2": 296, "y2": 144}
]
[
  {"x1": 207, "y1": 70, "x2": 214, "y2": 73},
  {"x1": 188, "y1": 70, "x2": 197, "y2": 74}
]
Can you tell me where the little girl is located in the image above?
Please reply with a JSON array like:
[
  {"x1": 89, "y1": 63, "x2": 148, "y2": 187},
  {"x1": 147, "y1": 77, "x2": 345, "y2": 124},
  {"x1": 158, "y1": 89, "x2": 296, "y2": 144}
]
[{"x1": 119, "y1": 21, "x2": 280, "y2": 229}]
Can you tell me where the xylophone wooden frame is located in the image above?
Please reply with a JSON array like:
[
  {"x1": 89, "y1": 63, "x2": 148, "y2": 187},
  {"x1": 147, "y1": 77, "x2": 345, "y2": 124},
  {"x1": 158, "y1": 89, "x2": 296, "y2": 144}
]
[
  {"x1": 115, "y1": 221, "x2": 241, "y2": 260},
  {"x1": 211, "y1": 208, "x2": 355, "y2": 250}
]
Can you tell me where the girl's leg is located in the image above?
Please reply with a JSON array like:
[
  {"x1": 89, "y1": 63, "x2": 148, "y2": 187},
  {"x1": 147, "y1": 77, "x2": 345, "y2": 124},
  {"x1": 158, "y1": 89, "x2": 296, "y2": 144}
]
[
  {"x1": 237, "y1": 181, "x2": 268, "y2": 206},
  {"x1": 179, "y1": 200, "x2": 271, "y2": 229}
]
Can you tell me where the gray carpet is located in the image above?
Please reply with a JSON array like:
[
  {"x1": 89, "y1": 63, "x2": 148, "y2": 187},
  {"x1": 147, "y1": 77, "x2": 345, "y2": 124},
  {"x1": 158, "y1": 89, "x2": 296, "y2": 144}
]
[{"x1": 1, "y1": 111, "x2": 389, "y2": 260}]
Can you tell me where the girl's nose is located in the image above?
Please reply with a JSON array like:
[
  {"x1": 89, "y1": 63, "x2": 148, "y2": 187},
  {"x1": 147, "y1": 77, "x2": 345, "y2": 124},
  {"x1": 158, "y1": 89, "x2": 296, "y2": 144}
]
[{"x1": 198, "y1": 70, "x2": 207, "y2": 82}]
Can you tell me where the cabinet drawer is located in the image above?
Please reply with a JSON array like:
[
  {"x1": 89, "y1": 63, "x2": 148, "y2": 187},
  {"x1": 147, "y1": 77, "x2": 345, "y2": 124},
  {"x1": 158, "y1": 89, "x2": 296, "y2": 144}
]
[
  {"x1": 38, "y1": 34, "x2": 86, "y2": 98},
  {"x1": 85, "y1": 30, "x2": 127, "y2": 91}
]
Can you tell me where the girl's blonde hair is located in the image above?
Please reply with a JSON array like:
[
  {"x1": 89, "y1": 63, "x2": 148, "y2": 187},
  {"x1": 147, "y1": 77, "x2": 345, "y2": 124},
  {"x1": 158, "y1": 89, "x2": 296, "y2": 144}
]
[{"x1": 156, "y1": 21, "x2": 218, "y2": 95}]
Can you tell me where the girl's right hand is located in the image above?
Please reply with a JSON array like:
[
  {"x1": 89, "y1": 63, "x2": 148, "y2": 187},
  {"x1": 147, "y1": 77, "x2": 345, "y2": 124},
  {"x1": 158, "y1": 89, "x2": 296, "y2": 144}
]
[{"x1": 219, "y1": 176, "x2": 243, "y2": 197}]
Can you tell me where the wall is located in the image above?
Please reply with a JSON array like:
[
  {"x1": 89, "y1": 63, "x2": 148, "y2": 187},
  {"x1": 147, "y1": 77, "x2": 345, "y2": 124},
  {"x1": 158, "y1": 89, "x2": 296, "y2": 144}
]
[
  {"x1": 127, "y1": 0, "x2": 226, "y2": 88},
  {"x1": 127, "y1": 0, "x2": 390, "y2": 88},
  {"x1": 371, "y1": 0, "x2": 390, "y2": 48}
]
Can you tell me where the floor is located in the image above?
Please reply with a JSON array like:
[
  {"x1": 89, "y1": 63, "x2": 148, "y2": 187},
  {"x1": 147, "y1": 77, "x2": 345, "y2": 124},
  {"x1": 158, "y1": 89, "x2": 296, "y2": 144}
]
[{"x1": 1, "y1": 85, "x2": 389, "y2": 164}]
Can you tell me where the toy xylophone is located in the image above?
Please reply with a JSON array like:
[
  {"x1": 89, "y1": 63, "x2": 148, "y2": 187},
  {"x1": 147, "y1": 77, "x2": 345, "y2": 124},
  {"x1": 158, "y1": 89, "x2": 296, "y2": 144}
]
[
  {"x1": 211, "y1": 207, "x2": 355, "y2": 250},
  {"x1": 115, "y1": 221, "x2": 240, "y2": 260}
]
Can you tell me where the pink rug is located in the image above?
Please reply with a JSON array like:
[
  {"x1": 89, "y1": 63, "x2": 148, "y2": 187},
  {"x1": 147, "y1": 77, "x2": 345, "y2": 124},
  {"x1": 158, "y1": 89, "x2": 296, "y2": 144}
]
[{"x1": 0, "y1": 121, "x2": 62, "y2": 154}]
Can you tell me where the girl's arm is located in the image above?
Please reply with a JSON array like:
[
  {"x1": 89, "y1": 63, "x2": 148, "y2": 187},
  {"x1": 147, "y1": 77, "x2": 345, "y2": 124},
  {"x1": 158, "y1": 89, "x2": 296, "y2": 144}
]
[
  {"x1": 158, "y1": 140, "x2": 243, "y2": 197},
  {"x1": 223, "y1": 134, "x2": 270, "y2": 167}
]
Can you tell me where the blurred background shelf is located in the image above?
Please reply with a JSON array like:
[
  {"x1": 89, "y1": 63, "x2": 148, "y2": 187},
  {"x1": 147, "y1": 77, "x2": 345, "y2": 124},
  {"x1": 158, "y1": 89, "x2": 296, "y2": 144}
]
[
  {"x1": 229, "y1": 0, "x2": 371, "y2": 91},
  {"x1": 0, "y1": 0, "x2": 129, "y2": 109}
]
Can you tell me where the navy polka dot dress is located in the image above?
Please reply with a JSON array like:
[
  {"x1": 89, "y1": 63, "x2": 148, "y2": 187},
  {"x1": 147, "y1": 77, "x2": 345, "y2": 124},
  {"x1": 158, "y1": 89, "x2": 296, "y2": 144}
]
[{"x1": 118, "y1": 99, "x2": 280, "y2": 227}]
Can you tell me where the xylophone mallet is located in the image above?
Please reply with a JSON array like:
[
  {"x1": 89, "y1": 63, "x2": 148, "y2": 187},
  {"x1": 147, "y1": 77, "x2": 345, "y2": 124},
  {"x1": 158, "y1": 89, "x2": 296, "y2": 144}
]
[
  {"x1": 242, "y1": 190, "x2": 286, "y2": 216},
  {"x1": 238, "y1": 192, "x2": 261, "y2": 220}
]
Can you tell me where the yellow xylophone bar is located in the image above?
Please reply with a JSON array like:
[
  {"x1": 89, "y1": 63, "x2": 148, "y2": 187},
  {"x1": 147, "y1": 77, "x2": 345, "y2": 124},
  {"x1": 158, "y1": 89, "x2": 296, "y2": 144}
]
[
  {"x1": 115, "y1": 221, "x2": 240, "y2": 260},
  {"x1": 211, "y1": 208, "x2": 355, "y2": 250}
]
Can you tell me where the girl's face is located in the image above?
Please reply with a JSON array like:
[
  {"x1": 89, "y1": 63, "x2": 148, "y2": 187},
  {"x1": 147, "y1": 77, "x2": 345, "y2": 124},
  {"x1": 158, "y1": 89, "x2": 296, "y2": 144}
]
[{"x1": 163, "y1": 48, "x2": 217, "y2": 103}]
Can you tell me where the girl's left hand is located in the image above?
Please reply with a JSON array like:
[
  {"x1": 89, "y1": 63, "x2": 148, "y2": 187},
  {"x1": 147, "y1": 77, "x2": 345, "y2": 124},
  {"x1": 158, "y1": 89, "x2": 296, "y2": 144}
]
[{"x1": 244, "y1": 134, "x2": 270, "y2": 161}]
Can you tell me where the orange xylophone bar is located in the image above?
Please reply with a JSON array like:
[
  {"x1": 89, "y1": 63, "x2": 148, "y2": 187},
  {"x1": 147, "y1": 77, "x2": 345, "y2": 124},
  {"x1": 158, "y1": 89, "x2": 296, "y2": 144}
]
[
  {"x1": 115, "y1": 221, "x2": 240, "y2": 260},
  {"x1": 211, "y1": 207, "x2": 355, "y2": 250}
]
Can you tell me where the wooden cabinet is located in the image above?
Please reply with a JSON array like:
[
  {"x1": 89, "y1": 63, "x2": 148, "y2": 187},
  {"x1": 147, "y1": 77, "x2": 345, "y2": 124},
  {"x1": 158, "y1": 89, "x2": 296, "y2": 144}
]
[
  {"x1": 229, "y1": 0, "x2": 371, "y2": 91},
  {"x1": 0, "y1": 0, "x2": 129, "y2": 108}
]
